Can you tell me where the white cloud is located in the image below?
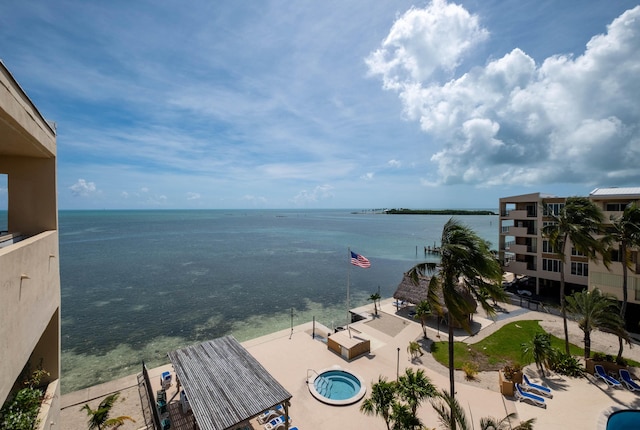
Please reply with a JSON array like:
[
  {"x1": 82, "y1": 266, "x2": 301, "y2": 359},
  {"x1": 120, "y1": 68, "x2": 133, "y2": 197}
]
[
  {"x1": 368, "y1": 3, "x2": 640, "y2": 187},
  {"x1": 366, "y1": 0, "x2": 488, "y2": 89},
  {"x1": 388, "y1": 159, "x2": 401, "y2": 168},
  {"x1": 186, "y1": 192, "x2": 201, "y2": 200},
  {"x1": 361, "y1": 172, "x2": 375, "y2": 181},
  {"x1": 69, "y1": 179, "x2": 97, "y2": 197},
  {"x1": 291, "y1": 185, "x2": 334, "y2": 205}
]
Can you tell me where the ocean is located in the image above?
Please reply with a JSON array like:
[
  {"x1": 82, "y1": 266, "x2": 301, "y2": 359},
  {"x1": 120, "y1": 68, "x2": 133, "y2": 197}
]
[{"x1": 12, "y1": 210, "x2": 499, "y2": 393}]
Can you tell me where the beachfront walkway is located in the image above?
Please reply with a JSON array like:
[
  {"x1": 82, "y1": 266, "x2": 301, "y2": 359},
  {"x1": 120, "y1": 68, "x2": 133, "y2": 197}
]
[{"x1": 60, "y1": 298, "x2": 640, "y2": 429}]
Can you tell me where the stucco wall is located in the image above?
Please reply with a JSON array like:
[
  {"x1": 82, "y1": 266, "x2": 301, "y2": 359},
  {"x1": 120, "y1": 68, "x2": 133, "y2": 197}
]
[{"x1": 0, "y1": 231, "x2": 60, "y2": 403}]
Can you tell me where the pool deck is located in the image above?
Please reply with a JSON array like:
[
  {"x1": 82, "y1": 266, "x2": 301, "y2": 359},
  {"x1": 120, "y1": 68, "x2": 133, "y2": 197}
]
[{"x1": 60, "y1": 298, "x2": 640, "y2": 429}]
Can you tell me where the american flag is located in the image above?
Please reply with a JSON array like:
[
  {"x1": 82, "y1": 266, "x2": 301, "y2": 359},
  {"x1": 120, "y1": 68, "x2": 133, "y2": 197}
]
[{"x1": 350, "y1": 251, "x2": 371, "y2": 268}]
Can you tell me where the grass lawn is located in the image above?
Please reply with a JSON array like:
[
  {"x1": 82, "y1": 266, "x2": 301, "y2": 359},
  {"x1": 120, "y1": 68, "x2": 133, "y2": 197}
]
[{"x1": 430, "y1": 320, "x2": 613, "y2": 371}]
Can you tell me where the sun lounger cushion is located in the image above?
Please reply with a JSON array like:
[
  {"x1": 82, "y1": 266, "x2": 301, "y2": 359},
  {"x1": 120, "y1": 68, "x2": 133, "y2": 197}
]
[
  {"x1": 515, "y1": 383, "x2": 546, "y2": 408},
  {"x1": 619, "y1": 369, "x2": 640, "y2": 392},
  {"x1": 595, "y1": 364, "x2": 622, "y2": 388},
  {"x1": 522, "y1": 374, "x2": 553, "y2": 398}
]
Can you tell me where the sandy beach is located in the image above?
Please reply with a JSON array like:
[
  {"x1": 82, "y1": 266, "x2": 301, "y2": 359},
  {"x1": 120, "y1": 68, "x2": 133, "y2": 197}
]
[{"x1": 60, "y1": 297, "x2": 640, "y2": 429}]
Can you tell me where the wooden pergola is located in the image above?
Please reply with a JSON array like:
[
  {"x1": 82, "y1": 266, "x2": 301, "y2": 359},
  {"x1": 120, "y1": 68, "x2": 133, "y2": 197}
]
[{"x1": 168, "y1": 336, "x2": 292, "y2": 430}]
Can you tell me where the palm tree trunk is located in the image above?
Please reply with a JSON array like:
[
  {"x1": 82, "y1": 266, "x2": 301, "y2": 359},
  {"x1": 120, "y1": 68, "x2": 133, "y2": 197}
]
[
  {"x1": 617, "y1": 243, "x2": 629, "y2": 362},
  {"x1": 560, "y1": 264, "x2": 570, "y2": 355},
  {"x1": 448, "y1": 314, "x2": 456, "y2": 430},
  {"x1": 584, "y1": 332, "x2": 591, "y2": 359}
]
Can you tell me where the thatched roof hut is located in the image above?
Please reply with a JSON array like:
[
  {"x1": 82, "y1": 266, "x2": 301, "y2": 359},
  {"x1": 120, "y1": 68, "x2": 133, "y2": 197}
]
[
  {"x1": 392, "y1": 272, "x2": 477, "y2": 328},
  {"x1": 393, "y1": 273, "x2": 431, "y2": 304}
]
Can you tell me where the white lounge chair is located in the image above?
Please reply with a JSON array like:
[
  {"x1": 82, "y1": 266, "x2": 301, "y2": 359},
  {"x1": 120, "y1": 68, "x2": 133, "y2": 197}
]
[
  {"x1": 515, "y1": 383, "x2": 546, "y2": 408},
  {"x1": 522, "y1": 374, "x2": 553, "y2": 398},
  {"x1": 619, "y1": 369, "x2": 640, "y2": 392},
  {"x1": 595, "y1": 364, "x2": 622, "y2": 388},
  {"x1": 264, "y1": 415, "x2": 291, "y2": 430},
  {"x1": 257, "y1": 405, "x2": 283, "y2": 424}
]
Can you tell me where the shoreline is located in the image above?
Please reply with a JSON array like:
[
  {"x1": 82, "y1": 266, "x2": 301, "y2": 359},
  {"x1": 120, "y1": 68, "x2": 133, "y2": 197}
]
[{"x1": 60, "y1": 298, "x2": 640, "y2": 429}]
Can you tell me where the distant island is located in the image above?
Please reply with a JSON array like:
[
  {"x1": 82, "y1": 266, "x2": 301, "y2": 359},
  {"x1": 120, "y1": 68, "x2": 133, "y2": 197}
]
[{"x1": 383, "y1": 208, "x2": 497, "y2": 215}]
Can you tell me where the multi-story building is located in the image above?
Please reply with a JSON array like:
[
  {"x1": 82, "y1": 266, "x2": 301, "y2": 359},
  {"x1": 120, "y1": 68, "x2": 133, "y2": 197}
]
[
  {"x1": 499, "y1": 188, "x2": 640, "y2": 326},
  {"x1": 588, "y1": 187, "x2": 640, "y2": 326},
  {"x1": 0, "y1": 61, "x2": 60, "y2": 428}
]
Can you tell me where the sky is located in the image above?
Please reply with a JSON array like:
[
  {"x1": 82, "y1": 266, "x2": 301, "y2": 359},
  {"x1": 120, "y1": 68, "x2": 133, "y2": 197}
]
[{"x1": 1, "y1": 0, "x2": 639, "y2": 210}]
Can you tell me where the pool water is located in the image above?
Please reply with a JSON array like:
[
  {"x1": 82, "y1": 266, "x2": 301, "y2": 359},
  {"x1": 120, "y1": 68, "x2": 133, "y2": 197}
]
[
  {"x1": 308, "y1": 367, "x2": 366, "y2": 406},
  {"x1": 607, "y1": 410, "x2": 640, "y2": 430},
  {"x1": 314, "y1": 370, "x2": 360, "y2": 400}
]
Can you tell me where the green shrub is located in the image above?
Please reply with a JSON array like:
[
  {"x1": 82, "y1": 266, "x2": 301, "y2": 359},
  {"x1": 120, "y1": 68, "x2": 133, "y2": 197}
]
[
  {"x1": 550, "y1": 350, "x2": 585, "y2": 378},
  {"x1": 462, "y1": 362, "x2": 479, "y2": 380},
  {"x1": 0, "y1": 369, "x2": 49, "y2": 430}
]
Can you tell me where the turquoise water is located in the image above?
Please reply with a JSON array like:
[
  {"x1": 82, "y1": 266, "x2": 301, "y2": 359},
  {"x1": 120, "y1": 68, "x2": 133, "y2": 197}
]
[
  {"x1": 49, "y1": 209, "x2": 497, "y2": 392},
  {"x1": 607, "y1": 410, "x2": 640, "y2": 430},
  {"x1": 315, "y1": 370, "x2": 361, "y2": 400}
]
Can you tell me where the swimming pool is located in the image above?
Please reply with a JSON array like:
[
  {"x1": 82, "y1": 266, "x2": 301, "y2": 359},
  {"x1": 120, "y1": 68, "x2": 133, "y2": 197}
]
[
  {"x1": 607, "y1": 410, "x2": 640, "y2": 430},
  {"x1": 308, "y1": 367, "x2": 366, "y2": 406}
]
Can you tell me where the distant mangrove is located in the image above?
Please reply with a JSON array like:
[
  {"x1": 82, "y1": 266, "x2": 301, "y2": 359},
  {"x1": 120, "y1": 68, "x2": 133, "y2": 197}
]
[{"x1": 383, "y1": 208, "x2": 497, "y2": 215}]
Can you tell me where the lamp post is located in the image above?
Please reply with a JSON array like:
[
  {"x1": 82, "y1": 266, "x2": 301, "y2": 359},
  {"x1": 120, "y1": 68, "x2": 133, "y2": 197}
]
[{"x1": 396, "y1": 347, "x2": 400, "y2": 381}]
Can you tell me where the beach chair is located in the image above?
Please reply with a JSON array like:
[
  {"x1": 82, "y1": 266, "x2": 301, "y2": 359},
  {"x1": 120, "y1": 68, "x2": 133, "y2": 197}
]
[
  {"x1": 264, "y1": 415, "x2": 291, "y2": 430},
  {"x1": 161, "y1": 371, "x2": 172, "y2": 389},
  {"x1": 522, "y1": 374, "x2": 553, "y2": 398},
  {"x1": 257, "y1": 405, "x2": 283, "y2": 424},
  {"x1": 619, "y1": 369, "x2": 640, "y2": 392},
  {"x1": 594, "y1": 364, "x2": 622, "y2": 388},
  {"x1": 515, "y1": 383, "x2": 546, "y2": 408}
]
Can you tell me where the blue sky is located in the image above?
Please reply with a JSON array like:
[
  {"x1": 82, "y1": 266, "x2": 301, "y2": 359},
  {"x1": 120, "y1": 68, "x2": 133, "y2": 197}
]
[{"x1": 1, "y1": 0, "x2": 639, "y2": 210}]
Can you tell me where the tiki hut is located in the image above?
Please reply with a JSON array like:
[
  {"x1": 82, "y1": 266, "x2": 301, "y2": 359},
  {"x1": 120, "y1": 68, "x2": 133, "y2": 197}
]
[{"x1": 393, "y1": 272, "x2": 477, "y2": 329}]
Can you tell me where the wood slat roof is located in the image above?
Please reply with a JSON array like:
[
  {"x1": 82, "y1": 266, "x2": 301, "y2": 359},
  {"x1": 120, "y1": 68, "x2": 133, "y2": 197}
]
[{"x1": 167, "y1": 336, "x2": 292, "y2": 430}]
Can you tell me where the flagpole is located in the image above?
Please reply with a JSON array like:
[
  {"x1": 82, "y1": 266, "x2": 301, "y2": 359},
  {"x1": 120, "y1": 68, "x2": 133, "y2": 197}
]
[{"x1": 347, "y1": 247, "x2": 351, "y2": 337}]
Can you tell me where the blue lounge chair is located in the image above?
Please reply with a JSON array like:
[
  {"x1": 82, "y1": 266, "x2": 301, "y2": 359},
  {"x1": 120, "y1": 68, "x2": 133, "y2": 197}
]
[
  {"x1": 595, "y1": 364, "x2": 622, "y2": 388},
  {"x1": 522, "y1": 374, "x2": 553, "y2": 398},
  {"x1": 264, "y1": 415, "x2": 291, "y2": 430},
  {"x1": 515, "y1": 383, "x2": 546, "y2": 408},
  {"x1": 619, "y1": 369, "x2": 640, "y2": 392}
]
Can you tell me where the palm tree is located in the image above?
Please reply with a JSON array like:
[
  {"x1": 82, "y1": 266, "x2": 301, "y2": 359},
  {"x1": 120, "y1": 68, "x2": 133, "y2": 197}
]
[
  {"x1": 565, "y1": 288, "x2": 629, "y2": 359},
  {"x1": 480, "y1": 414, "x2": 536, "y2": 430},
  {"x1": 542, "y1": 196, "x2": 609, "y2": 354},
  {"x1": 413, "y1": 300, "x2": 432, "y2": 339},
  {"x1": 432, "y1": 389, "x2": 536, "y2": 430},
  {"x1": 361, "y1": 376, "x2": 397, "y2": 430},
  {"x1": 369, "y1": 292, "x2": 382, "y2": 316},
  {"x1": 81, "y1": 392, "x2": 135, "y2": 430},
  {"x1": 409, "y1": 218, "x2": 504, "y2": 430},
  {"x1": 390, "y1": 402, "x2": 424, "y2": 430},
  {"x1": 407, "y1": 341, "x2": 423, "y2": 360},
  {"x1": 431, "y1": 390, "x2": 468, "y2": 430},
  {"x1": 521, "y1": 332, "x2": 554, "y2": 377},
  {"x1": 605, "y1": 202, "x2": 640, "y2": 360},
  {"x1": 396, "y1": 368, "x2": 438, "y2": 416}
]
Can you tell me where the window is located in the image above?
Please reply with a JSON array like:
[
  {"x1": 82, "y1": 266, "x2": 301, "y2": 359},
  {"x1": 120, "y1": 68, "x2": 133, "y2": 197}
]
[
  {"x1": 0, "y1": 174, "x2": 6, "y2": 233},
  {"x1": 610, "y1": 248, "x2": 622, "y2": 263},
  {"x1": 606, "y1": 203, "x2": 626, "y2": 212},
  {"x1": 542, "y1": 240, "x2": 556, "y2": 253},
  {"x1": 571, "y1": 262, "x2": 588, "y2": 276},
  {"x1": 544, "y1": 203, "x2": 564, "y2": 216},
  {"x1": 542, "y1": 258, "x2": 561, "y2": 272},
  {"x1": 571, "y1": 247, "x2": 585, "y2": 256}
]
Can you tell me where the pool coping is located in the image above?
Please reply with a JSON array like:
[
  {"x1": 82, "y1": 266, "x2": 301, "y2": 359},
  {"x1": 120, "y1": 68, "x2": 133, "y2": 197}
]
[
  {"x1": 596, "y1": 406, "x2": 637, "y2": 429},
  {"x1": 307, "y1": 365, "x2": 367, "y2": 406}
]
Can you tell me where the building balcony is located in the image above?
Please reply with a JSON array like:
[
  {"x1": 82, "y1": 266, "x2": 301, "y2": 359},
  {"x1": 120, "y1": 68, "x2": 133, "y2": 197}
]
[
  {"x1": 501, "y1": 209, "x2": 528, "y2": 219},
  {"x1": 506, "y1": 243, "x2": 528, "y2": 255}
]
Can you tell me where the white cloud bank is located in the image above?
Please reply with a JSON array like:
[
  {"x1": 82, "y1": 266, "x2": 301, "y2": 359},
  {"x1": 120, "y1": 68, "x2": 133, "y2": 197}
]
[
  {"x1": 69, "y1": 179, "x2": 97, "y2": 197},
  {"x1": 367, "y1": 1, "x2": 640, "y2": 188}
]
